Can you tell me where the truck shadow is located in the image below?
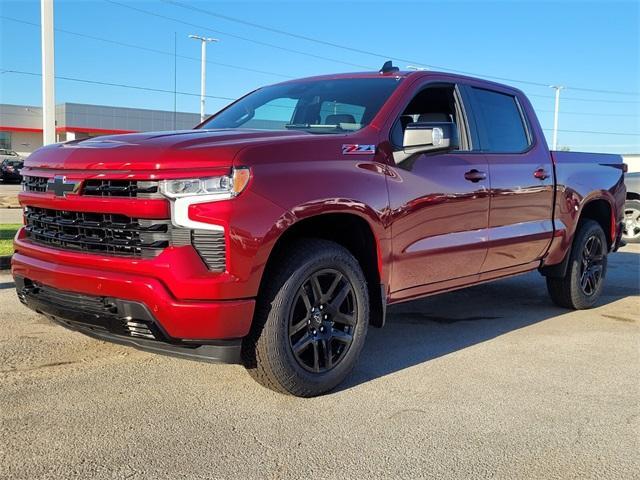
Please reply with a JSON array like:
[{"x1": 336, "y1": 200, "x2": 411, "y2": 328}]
[{"x1": 341, "y1": 249, "x2": 639, "y2": 392}]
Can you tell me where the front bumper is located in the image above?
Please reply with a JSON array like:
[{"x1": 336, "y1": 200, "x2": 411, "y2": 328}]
[
  {"x1": 14, "y1": 277, "x2": 243, "y2": 363},
  {"x1": 11, "y1": 246, "x2": 255, "y2": 341}
]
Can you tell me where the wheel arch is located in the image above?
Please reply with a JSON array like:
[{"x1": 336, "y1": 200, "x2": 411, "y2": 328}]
[
  {"x1": 258, "y1": 211, "x2": 387, "y2": 328},
  {"x1": 578, "y1": 196, "x2": 614, "y2": 248},
  {"x1": 542, "y1": 194, "x2": 614, "y2": 278}
]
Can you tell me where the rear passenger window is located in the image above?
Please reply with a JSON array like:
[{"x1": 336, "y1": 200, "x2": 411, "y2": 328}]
[{"x1": 471, "y1": 88, "x2": 530, "y2": 152}]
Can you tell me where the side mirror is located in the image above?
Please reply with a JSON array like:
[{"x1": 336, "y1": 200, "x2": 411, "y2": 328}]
[{"x1": 402, "y1": 122, "x2": 459, "y2": 154}]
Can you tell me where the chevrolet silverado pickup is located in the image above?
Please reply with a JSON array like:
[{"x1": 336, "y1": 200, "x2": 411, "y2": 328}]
[{"x1": 13, "y1": 62, "x2": 626, "y2": 396}]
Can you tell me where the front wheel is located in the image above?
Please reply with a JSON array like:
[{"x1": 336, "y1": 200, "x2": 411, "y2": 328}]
[
  {"x1": 243, "y1": 239, "x2": 369, "y2": 397},
  {"x1": 546, "y1": 219, "x2": 608, "y2": 309}
]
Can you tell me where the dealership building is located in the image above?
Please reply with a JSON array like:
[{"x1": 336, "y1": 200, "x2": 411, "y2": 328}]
[{"x1": 0, "y1": 103, "x2": 202, "y2": 156}]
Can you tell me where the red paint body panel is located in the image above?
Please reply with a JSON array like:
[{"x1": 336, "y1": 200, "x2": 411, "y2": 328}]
[
  {"x1": 12, "y1": 70, "x2": 626, "y2": 344},
  {"x1": 478, "y1": 87, "x2": 556, "y2": 272},
  {"x1": 543, "y1": 151, "x2": 626, "y2": 265},
  {"x1": 385, "y1": 151, "x2": 490, "y2": 291},
  {"x1": 11, "y1": 249, "x2": 254, "y2": 340}
]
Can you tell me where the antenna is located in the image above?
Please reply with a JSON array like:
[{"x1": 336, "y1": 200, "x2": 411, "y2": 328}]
[{"x1": 379, "y1": 61, "x2": 399, "y2": 74}]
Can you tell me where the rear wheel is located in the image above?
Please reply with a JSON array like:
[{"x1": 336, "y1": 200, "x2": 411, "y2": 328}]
[
  {"x1": 243, "y1": 239, "x2": 369, "y2": 397},
  {"x1": 546, "y1": 219, "x2": 608, "y2": 309},
  {"x1": 622, "y1": 199, "x2": 640, "y2": 243}
]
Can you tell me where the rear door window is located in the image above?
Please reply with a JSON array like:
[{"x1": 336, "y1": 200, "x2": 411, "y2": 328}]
[{"x1": 470, "y1": 88, "x2": 530, "y2": 153}]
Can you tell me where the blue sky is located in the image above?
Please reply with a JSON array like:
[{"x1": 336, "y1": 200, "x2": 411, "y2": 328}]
[{"x1": 1, "y1": 0, "x2": 638, "y2": 153}]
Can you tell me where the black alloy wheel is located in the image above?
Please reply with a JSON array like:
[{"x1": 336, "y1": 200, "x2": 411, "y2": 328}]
[
  {"x1": 288, "y1": 269, "x2": 357, "y2": 373},
  {"x1": 546, "y1": 219, "x2": 608, "y2": 310},
  {"x1": 243, "y1": 239, "x2": 369, "y2": 397},
  {"x1": 579, "y1": 234, "x2": 604, "y2": 296}
]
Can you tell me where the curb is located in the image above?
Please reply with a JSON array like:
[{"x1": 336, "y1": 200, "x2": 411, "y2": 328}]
[{"x1": 0, "y1": 256, "x2": 11, "y2": 270}]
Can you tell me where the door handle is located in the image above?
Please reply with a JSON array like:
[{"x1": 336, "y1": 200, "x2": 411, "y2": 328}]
[
  {"x1": 534, "y1": 168, "x2": 550, "y2": 180},
  {"x1": 464, "y1": 169, "x2": 486, "y2": 182}
]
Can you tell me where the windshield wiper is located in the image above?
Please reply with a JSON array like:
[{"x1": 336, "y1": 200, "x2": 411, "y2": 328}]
[{"x1": 285, "y1": 123, "x2": 346, "y2": 131}]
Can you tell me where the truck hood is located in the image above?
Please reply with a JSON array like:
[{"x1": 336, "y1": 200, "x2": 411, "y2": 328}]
[{"x1": 24, "y1": 129, "x2": 311, "y2": 173}]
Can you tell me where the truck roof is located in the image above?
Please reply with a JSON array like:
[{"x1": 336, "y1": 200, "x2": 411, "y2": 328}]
[{"x1": 274, "y1": 69, "x2": 524, "y2": 96}]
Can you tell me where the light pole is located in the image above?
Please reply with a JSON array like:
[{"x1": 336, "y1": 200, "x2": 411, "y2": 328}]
[
  {"x1": 406, "y1": 65, "x2": 428, "y2": 71},
  {"x1": 189, "y1": 34, "x2": 219, "y2": 122},
  {"x1": 550, "y1": 85, "x2": 564, "y2": 150},
  {"x1": 41, "y1": 0, "x2": 56, "y2": 145}
]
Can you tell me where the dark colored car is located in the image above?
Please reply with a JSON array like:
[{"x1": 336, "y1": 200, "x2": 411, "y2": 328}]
[
  {"x1": 0, "y1": 154, "x2": 24, "y2": 183},
  {"x1": 12, "y1": 63, "x2": 626, "y2": 396},
  {"x1": 623, "y1": 172, "x2": 640, "y2": 243}
]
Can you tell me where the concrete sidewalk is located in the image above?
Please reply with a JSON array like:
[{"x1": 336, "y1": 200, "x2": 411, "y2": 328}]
[
  {"x1": 0, "y1": 208, "x2": 22, "y2": 224},
  {"x1": 0, "y1": 183, "x2": 21, "y2": 224}
]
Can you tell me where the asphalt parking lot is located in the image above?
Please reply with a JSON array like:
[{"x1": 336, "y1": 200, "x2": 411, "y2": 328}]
[{"x1": 0, "y1": 245, "x2": 638, "y2": 479}]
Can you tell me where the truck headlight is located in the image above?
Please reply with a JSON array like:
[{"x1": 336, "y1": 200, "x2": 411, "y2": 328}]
[{"x1": 159, "y1": 167, "x2": 251, "y2": 199}]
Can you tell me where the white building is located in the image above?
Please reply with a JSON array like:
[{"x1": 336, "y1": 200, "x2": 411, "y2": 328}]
[{"x1": 0, "y1": 103, "x2": 202, "y2": 157}]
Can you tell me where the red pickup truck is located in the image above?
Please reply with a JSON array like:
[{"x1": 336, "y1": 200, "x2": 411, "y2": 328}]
[{"x1": 13, "y1": 63, "x2": 626, "y2": 396}]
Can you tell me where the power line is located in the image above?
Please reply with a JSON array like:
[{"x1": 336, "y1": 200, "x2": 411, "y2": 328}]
[
  {"x1": 4, "y1": 12, "x2": 637, "y2": 106},
  {"x1": 103, "y1": 0, "x2": 373, "y2": 70},
  {"x1": 528, "y1": 92, "x2": 639, "y2": 104},
  {"x1": 536, "y1": 109, "x2": 639, "y2": 118},
  {"x1": 162, "y1": 0, "x2": 640, "y2": 97},
  {"x1": 564, "y1": 144, "x2": 639, "y2": 148},
  {"x1": 2, "y1": 70, "x2": 237, "y2": 101},
  {"x1": 4, "y1": 70, "x2": 638, "y2": 138},
  {"x1": 0, "y1": 16, "x2": 293, "y2": 79},
  {"x1": 541, "y1": 128, "x2": 639, "y2": 137}
]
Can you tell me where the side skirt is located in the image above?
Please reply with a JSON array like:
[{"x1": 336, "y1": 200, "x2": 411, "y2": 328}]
[{"x1": 387, "y1": 260, "x2": 540, "y2": 305}]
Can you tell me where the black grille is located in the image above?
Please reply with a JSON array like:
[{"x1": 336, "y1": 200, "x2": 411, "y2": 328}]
[
  {"x1": 83, "y1": 180, "x2": 160, "y2": 198},
  {"x1": 192, "y1": 230, "x2": 226, "y2": 271},
  {"x1": 22, "y1": 176, "x2": 48, "y2": 193},
  {"x1": 22, "y1": 176, "x2": 161, "y2": 198},
  {"x1": 24, "y1": 206, "x2": 170, "y2": 258},
  {"x1": 16, "y1": 279, "x2": 160, "y2": 341}
]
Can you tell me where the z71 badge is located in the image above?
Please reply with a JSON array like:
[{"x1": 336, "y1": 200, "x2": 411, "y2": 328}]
[{"x1": 342, "y1": 144, "x2": 376, "y2": 155}]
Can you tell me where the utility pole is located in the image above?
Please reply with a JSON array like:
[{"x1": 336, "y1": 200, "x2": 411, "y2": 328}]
[
  {"x1": 41, "y1": 0, "x2": 56, "y2": 145},
  {"x1": 173, "y1": 32, "x2": 177, "y2": 130},
  {"x1": 189, "y1": 34, "x2": 218, "y2": 122},
  {"x1": 550, "y1": 85, "x2": 564, "y2": 150}
]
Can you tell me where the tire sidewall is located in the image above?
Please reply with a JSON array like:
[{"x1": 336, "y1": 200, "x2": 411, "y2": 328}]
[
  {"x1": 568, "y1": 221, "x2": 608, "y2": 308},
  {"x1": 263, "y1": 243, "x2": 369, "y2": 394}
]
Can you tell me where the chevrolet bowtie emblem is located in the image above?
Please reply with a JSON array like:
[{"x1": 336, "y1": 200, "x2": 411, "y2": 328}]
[{"x1": 47, "y1": 176, "x2": 80, "y2": 197}]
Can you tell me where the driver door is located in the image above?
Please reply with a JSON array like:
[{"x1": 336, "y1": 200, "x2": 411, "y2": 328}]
[{"x1": 386, "y1": 83, "x2": 490, "y2": 295}]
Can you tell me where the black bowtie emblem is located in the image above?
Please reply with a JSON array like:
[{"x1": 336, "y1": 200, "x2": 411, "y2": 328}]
[{"x1": 47, "y1": 176, "x2": 80, "y2": 197}]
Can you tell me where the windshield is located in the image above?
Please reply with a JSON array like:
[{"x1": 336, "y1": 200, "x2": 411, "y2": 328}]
[
  {"x1": 0, "y1": 150, "x2": 17, "y2": 156},
  {"x1": 201, "y1": 78, "x2": 401, "y2": 133},
  {"x1": 2, "y1": 159, "x2": 21, "y2": 166}
]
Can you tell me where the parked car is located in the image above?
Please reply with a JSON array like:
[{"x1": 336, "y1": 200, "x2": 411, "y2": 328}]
[
  {"x1": 0, "y1": 148, "x2": 20, "y2": 161},
  {"x1": 0, "y1": 155, "x2": 24, "y2": 183},
  {"x1": 623, "y1": 172, "x2": 640, "y2": 243},
  {"x1": 12, "y1": 63, "x2": 626, "y2": 396}
]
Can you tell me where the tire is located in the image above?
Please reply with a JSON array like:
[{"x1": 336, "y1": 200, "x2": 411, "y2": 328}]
[
  {"x1": 242, "y1": 239, "x2": 369, "y2": 397},
  {"x1": 546, "y1": 219, "x2": 608, "y2": 309},
  {"x1": 622, "y1": 199, "x2": 640, "y2": 244}
]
